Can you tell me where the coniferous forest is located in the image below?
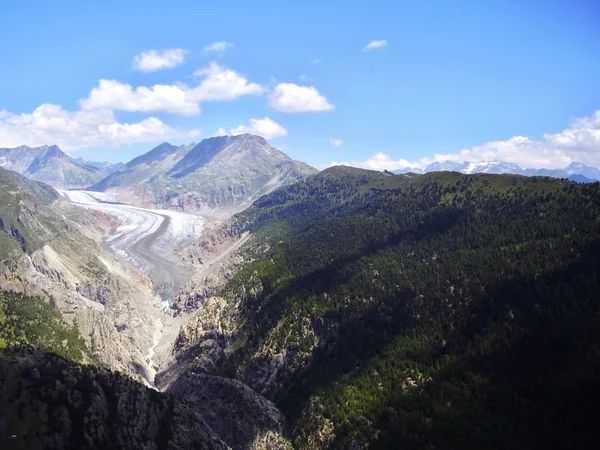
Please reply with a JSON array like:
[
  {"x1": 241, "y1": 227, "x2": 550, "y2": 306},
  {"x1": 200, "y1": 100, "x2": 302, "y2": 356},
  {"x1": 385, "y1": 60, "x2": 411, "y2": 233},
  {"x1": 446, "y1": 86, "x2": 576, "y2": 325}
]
[{"x1": 216, "y1": 167, "x2": 600, "y2": 448}]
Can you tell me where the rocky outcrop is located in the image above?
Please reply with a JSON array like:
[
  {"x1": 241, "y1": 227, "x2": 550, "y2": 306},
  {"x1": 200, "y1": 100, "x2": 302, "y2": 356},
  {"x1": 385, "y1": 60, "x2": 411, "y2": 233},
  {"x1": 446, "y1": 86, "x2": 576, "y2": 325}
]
[{"x1": 169, "y1": 372, "x2": 292, "y2": 450}]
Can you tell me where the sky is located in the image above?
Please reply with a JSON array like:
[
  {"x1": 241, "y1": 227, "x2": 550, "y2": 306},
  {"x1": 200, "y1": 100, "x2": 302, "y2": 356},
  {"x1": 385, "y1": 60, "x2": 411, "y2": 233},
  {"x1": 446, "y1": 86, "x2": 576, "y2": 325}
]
[{"x1": 0, "y1": 0, "x2": 599, "y2": 170}]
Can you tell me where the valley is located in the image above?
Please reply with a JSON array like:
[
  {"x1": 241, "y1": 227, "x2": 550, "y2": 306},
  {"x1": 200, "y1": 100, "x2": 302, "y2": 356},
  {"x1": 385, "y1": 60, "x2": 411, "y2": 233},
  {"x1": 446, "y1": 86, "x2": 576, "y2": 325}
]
[
  {"x1": 60, "y1": 190, "x2": 204, "y2": 307},
  {"x1": 60, "y1": 190, "x2": 206, "y2": 384}
]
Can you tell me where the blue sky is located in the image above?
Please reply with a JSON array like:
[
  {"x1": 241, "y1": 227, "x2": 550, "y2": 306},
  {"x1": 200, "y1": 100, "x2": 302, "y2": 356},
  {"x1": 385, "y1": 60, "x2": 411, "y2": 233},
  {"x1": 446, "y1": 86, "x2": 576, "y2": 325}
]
[{"x1": 1, "y1": 0, "x2": 599, "y2": 169}]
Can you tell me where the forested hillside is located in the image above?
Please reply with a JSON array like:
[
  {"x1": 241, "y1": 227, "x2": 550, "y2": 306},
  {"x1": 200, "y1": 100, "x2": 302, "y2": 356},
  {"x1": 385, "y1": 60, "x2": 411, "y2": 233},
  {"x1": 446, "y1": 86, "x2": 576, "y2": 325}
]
[{"x1": 206, "y1": 167, "x2": 600, "y2": 448}]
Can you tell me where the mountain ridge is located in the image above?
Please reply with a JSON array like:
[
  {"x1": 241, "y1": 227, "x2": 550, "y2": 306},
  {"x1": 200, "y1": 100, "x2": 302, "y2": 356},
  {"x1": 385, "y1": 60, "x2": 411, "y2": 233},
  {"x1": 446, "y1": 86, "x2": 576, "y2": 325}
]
[
  {"x1": 2, "y1": 164, "x2": 600, "y2": 448},
  {"x1": 90, "y1": 134, "x2": 318, "y2": 217}
]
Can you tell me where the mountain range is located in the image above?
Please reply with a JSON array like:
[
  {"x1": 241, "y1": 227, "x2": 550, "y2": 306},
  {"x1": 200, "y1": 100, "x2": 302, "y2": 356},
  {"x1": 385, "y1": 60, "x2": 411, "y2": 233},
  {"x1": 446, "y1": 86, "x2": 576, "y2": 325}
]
[
  {"x1": 90, "y1": 134, "x2": 318, "y2": 215},
  {"x1": 3, "y1": 140, "x2": 598, "y2": 214},
  {"x1": 394, "y1": 160, "x2": 600, "y2": 182}
]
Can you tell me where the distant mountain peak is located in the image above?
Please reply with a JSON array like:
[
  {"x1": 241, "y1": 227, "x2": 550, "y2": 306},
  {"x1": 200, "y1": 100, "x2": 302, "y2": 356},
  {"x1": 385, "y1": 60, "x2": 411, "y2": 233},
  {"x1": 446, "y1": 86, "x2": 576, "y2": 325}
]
[
  {"x1": 565, "y1": 161, "x2": 589, "y2": 172},
  {"x1": 0, "y1": 144, "x2": 107, "y2": 189},
  {"x1": 91, "y1": 134, "x2": 318, "y2": 213},
  {"x1": 424, "y1": 161, "x2": 468, "y2": 172}
]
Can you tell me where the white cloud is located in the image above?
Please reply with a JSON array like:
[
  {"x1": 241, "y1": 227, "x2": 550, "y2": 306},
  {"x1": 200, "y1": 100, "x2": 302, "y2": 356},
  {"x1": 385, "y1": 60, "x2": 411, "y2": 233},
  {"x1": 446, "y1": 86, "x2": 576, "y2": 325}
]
[
  {"x1": 133, "y1": 49, "x2": 187, "y2": 72},
  {"x1": 299, "y1": 74, "x2": 311, "y2": 81},
  {"x1": 0, "y1": 61, "x2": 267, "y2": 151},
  {"x1": 228, "y1": 117, "x2": 287, "y2": 140},
  {"x1": 430, "y1": 136, "x2": 571, "y2": 169},
  {"x1": 0, "y1": 104, "x2": 199, "y2": 150},
  {"x1": 363, "y1": 40, "x2": 388, "y2": 51},
  {"x1": 543, "y1": 111, "x2": 600, "y2": 150},
  {"x1": 80, "y1": 79, "x2": 200, "y2": 116},
  {"x1": 203, "y1": 41, "x2": 234, "y2": 55},
  {"x1": 330, "y1": 138, "x2": 343, "y2": 147},
  {"x1": 331, "y1": 152, "x2": 414, "y2": 171},
  {"x1": 79, "y1": 62, "x2": 265, "y2": 116},
  {"x1": 191, "y1": 62, "x2": 266, "y2": 101},
  {"x1": 330, "y1": 109, "x2": 600, "y2": 171},
  {"x1": 268, "y1": 83, "x2": 334, "y2": 113}
]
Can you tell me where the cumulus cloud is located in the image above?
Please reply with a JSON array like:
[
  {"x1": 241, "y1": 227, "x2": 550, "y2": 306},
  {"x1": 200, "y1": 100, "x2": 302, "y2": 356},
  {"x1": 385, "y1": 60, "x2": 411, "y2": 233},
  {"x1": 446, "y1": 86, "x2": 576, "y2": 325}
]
[
  {"x1": 363, "y1": 40, "x2": 388, "y2": 51},
  {"x1": 0, "y1": 104, "x2": 199, "y2": 150},
  {"x1": 330, "y1": 138, "x2": 343, "y2": 147},
  {"x1": 79, "y1": 63, "x2": 265, "y2": 116},
  {"x1": 429, "y1": 112, "x2": 600, "y2": 169},
  {"x1": 330, "y1": 109, "x2": 600, "y2": 171},
  {"x1": 430, "y1": 136, "x2": 571, "y2": 169},
  {"x1": 133, "y1": 49, "x2": 187, "y2": 72},
  {"x1": 225, "y1": 117, "x2": 287, "y2": 140},
  {"x1": 543, "y1": 111, "x2": 600, "y2": 150},
  {"x1": 191, "y1": 62, "x2": 266, "y2": 101},
  {"x1": 268, "y1": 83, "x2": 334, "y2": 113},
  {"x1": 0, "y1": 61, "x2": 271, "y2": 150},
  {"x1": 203, "y1": 41, "x2": 234, "y2": 55},
  {"x1": 80, "y1": 79, "x2": 200, "y2": 116}
]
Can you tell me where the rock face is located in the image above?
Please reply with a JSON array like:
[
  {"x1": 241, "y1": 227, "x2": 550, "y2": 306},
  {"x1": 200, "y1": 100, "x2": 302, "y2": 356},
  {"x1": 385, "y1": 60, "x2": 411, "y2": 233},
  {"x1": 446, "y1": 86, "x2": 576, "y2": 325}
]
[
  {"x1": 90, "y1": 134, "x2": 318, "y2": 216},
  {"x1": 169, "y1": 373, "x2": 292, "y2": 450},
  {"x1": 154, "y1": 219, "x2": 295, "y2": 449},
  {"x1": 0, "y1": 348, "x2": 229, "y2": 450},
  {"x1": 0, "y1": 145, "x2": 107, "y2": 189}
]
